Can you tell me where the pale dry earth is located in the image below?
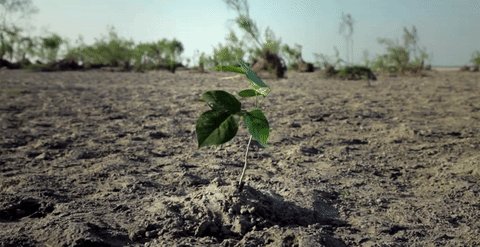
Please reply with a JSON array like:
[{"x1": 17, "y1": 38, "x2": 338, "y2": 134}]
[{"x1": 0, "y1": 69, "x2": 479, "y2": 246}]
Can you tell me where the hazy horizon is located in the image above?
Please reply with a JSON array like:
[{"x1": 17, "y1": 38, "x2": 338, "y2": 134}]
[{"x1": 28, "y1": 0, "x2": 480, "y2": 66}]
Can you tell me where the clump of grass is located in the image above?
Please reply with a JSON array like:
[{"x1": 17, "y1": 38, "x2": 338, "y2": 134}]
[
  {"x1": 337, "y1": 66, "x2": 377, "y2": 80},
  {"x1": 372, "y1": 26, "x2": 429, "y2": 75}
]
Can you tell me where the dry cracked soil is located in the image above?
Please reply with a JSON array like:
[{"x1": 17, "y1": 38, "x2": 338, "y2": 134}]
[{"x1": 0, "y1": 69, "x2": 479, "y2": 246}]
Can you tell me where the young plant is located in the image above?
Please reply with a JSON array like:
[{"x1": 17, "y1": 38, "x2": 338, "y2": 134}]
[{"x1": 196, "y1": 61, "x2": 270, "y2": 191}]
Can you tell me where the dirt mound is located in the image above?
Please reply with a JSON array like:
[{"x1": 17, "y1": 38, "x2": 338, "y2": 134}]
[
  {"x1": 297, "y1": 60, "x2": 315, "y2": 72},
  {"x1": 252, "y1": 51, "x2": 287, "y2": 79},
  {"x1": 129, "y1": 182, "x2": 345, "y2": 246}
]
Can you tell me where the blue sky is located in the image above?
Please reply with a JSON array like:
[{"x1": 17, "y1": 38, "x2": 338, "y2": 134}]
[{"x1": 30, "y1": 0, "x2": 480, "y2": 66}]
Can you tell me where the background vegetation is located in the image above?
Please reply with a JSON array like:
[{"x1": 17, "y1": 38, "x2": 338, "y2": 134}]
[{"x1": 1, "y1": 0, "x2": 478, "y2": 74}]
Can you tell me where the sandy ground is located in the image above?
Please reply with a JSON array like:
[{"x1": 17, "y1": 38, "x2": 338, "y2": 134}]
[{"x1": 0, "y1": 69, "x2": 479, "y2": 246}]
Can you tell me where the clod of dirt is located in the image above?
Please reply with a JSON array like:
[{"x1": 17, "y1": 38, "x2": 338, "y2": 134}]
[
  {"x1": 0, "y1": 198, "x2": 53, "y2": 222},
  {"x1": 148, "y1": 131, "x2": 169, "y2": 139}
]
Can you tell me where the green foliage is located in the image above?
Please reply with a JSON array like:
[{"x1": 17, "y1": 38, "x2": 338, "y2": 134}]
[
  {"x1": 64, "y1": 27, "x2": 134, "y2": 68},
  {"x1": 0, "y1": 0, "x2": 37, "y2": 64},
  {"x1": 39, "y1": 33, "x2": 63, "y2": 63},
  {"x1": 471, "y1": 51, "x2": 480, "y2": 66},
  {"x1": 222, "y1": 0, "x2": 285, "y2": 76},
  {"x1": 86, "y1": 27, "x2": 134, "y2": 67},
  {"x1": 201, "y1": 90, "x2": 241, "y2": 113},
  {"x1": 212, "y1": 31, "x2": 245, "y2": 66},
  {"x1": 314, "y1": 47, "x2": 343, "y2": 69},
  {"x1": 196, "y1": 109, "x2": 239, "y2": 148},
  {"x1": 282, "y1": 43, "x2": 302, "y2": 69},
  {"x1": 240, "y1": 61, "x2": 270, "y2": 96},
  {"x1": 196, "y1": 61, "x2": 270, "y2": 148},
  {"x1": 373, "y1": 26, "x2": 429, "y2": 74},
  {"x1": 215, "y1": 64, "x2": 244, "y2": 74},
  {"x1": 132, "y1": 38, "x2": 184, "y2": 71},
  {"x1": 252, "y1": 27, "x2": 281, "y2": 59},
  {"x1": 197, "y1": 52, "x2": 208, "y2": 71},
  {"x1": 238, "y1": 89, "x2": 258, "y2": 98},
  {"x1": 0, "y1": 25, "x2": 19, "y2": 60},
  {"x1": 196, "y1": 61, "x2": 271, "y2": 189},
  {"x1": 243, "y1": 109, "x2": 269, "y2": 146},
  {"x1": 64, "y1": 27, "x2": 184, "y2": 71},
  {"x1": 0, "y1": 24, "x2": 38, "y2": 64},
  {"x1": 337, "y1": 66, "x2": 377, "y2": 80},
  {"x1": 0, "y1": 0, "x2": 37, "y2": 22}
]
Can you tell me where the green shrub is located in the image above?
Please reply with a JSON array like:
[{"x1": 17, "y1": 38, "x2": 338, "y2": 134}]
[
  {"x1": 64, "y1": 27, "x2": 134, "y2": 68},
  {"x1": 337, "y1": 66, "x2": 376, "y2": 80},
  {"x1": 471, "y1": 51, "x2": 480, "y2": 66},
  {"x1": 373, "y1": 26, "x2": 429, "y2": 74},
  {"x1": 39, "y1": 33, "x2": 63, "y2": 63},
  {"x1": 132, "y1": 39, "x2": 184, "y2": 72},
  {"x1": 212, "y1": 31, "x2": 246, "y2": 66},
  {"x1": 282, "y1": 44, "x2": 301, "y2": 70}
]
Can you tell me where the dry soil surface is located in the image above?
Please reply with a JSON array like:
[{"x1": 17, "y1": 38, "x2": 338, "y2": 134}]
[{"x1": 0, "y1": 69, "x2": 479, "y2": 246}]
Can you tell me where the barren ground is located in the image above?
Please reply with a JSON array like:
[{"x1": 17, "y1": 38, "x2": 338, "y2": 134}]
[{"x1": 0, "y1": 69, "x2": 479, "y2": 246}]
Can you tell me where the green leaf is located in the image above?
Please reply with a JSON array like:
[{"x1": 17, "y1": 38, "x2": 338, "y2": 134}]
[
  {"x1": 239, "y1": 61, "x2": 271, "y2": 96},
  {"x1": 196, "y1": 110, "x2": 238, "y2": 148},
  {"x1": 238, "y1": 89, "x2": 258, "y2": 98},
  {"x1": 201, "y1": 90, "x2": 241, "y2": 114},
  {"x1": 244, "y1": 109, "x2": 269, "y2": 147},
  {"x1": 215, "y1": 65, "x2": 245, "y2": 74}
]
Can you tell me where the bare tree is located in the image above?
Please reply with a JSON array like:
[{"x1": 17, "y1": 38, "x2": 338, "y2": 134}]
[
  {"x1": 339, "y1": 12, "x2": 354, "y2": 65},
  {"x1": 0, "y1": 0, "x2": 37, "y2": 26}
]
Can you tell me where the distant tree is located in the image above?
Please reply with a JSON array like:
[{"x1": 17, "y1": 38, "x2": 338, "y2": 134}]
[
  {"x1": 223, "y1": 0, "x2": 286, "y2": 78},
  {"x1": 339, "y1": 13, "x2": 354, "y2": 64},
  {"x1": 224, "y1": 0, "x2": 262, "y2": 48},
  {"x1": 0, "y1": 0, "x2": 37, "y2": 26},
  {"x1": 39, "y1": 33, "x2": 63, "y2": 63},
  {"x1": 0, "y1": 25, "x2": 19, "y2": 60},
  {"x1": 0, "y1": 0, "x2": 37, "y2": 63}
]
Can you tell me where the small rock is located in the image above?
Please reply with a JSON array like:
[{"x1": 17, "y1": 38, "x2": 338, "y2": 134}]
[
  {"x1": 232, "y1": 217, "x2": 252, "y2": 235},
  {"x1": 145, "y1": 230, "x2": 158, "y2": 238},
  {"x1": 73, "y1": 150, "x2": 100, "y2": 160},
  {"x1": 35, "y1": 153, "x2": 47, "y2": 160},
  {"x1": 195, "y1": 220, "x2": 219, "y2": 237},
  {"x1": 300, "y1": 146, "x2": 321, "y2": 156},
  {"x1": 290, "y1": 122, "x2": 301, "y2": 128},
  {"x1": 149, "y1": 131, "x2": 169, "y2": 139}
]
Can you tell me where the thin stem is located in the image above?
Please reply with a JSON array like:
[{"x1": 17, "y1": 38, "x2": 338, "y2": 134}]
[{"x1": 238, "y1": 135, "x2": 253, "y2": 191}]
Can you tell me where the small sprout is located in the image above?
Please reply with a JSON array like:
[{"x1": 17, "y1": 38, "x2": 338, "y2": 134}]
[{"x1": 196, "y1": 61, "x2": 271, "y2": 191}]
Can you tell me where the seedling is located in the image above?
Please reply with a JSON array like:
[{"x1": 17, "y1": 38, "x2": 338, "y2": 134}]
[{"x1": 196, "y1": 61, "x2": 270, "y2": 191}]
